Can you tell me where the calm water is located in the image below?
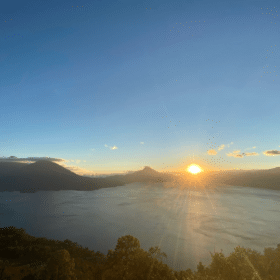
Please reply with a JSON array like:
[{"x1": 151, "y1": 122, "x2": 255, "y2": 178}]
[{"x1": 1, "y1": 182, "x2": 280, "y2": 272}]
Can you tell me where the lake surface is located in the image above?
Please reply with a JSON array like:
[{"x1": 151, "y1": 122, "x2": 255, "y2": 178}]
[{"x1": 1, "y1": 182, "x2": 280, "y2": 272}]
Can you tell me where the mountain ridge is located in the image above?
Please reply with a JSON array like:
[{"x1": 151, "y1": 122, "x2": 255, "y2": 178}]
[
  {"x1": 0, "y1": 160, "x2": 279, "y2": 192},
  {"x1": 0, "y1": 160, "x2": 125, "y2": 193}
]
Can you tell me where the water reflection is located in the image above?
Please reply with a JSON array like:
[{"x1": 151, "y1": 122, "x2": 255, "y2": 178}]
[{"x1": 0, "y1": 183, "x2": 279, "y2": 272}]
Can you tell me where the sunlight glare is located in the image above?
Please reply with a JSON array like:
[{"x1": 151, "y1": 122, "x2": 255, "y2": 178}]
[{"x1": 186, "y1": 164, "x2": 202, "y2": 174}]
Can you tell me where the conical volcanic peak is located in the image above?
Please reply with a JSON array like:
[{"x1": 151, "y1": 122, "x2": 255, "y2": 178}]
[
  {"x1": 137, "y1": 166, "x2": 160, "y2": 175},
  {"x1": 143, "y1": 166, "x2": 157, "y2": 172}
]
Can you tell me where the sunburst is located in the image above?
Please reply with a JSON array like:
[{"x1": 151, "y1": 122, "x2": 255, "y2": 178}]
[{"x1": 186, "y1": 164, "x2": 202, "y2": 174}]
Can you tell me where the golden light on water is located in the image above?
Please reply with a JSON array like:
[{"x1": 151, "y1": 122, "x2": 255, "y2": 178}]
[{"x1": 186, "y1": 164, "x2": 203, "y2": 174}]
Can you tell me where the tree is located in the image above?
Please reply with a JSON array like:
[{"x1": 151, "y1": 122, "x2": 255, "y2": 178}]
[
  {"x1": 102, "y1": 235, "x2": 176, "y2": 280},
  {"x1": 41, "y1": 249, "x2": 77, "y2": 280}
]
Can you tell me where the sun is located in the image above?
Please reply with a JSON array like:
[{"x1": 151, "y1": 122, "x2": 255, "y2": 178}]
[{"x1": 186, "y1": 164, "x2": 202, "y2": 174}]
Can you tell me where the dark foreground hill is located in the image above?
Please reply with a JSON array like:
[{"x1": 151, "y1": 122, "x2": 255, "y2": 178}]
[
  {"x1": 1, "y1": 225, "x2": 280, "y2": 280},
  {"x1": 0, "y1": 160, "x2": 126, "y2": 193}
]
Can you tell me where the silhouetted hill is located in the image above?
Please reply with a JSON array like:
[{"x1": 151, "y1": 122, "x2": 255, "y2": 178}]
[
  {"x1": 91, "y1": 166, "x2": 280, "y2": 191},
  {"x1": 20, "y1": 160, "x2": 78, "y2": 177},
  {"x1": 1, "y1": 161, "x2": 279, "y2": 192},
  {"x1": 208, "y1": 167, "x2": 280, "y2": 190},
  {"x1": 145, "y1": 167, "x2": 280, "y2": 191},
  {"x1": 102, "y1": 166, "x2": 174, "y2": 185},
  {"x1": 0, "y1": 160, "x2": 126, "y2": 193},
  {"x1": 0, "y1": 162, "x2": 28, "y2": 176}
]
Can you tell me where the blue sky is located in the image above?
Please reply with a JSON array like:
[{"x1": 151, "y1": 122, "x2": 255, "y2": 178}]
[{"x1": 1, "y1": 0, "x2": 280, "y2": 175}]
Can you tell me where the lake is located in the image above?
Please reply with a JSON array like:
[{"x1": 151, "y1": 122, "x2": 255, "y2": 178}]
[{"x1": 1, "y1": 182, "x2": 280, "y2": 272}]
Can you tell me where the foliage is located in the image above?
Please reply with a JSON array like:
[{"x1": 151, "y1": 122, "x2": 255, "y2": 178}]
[{"x1": 0, "y1": 226, "x2": 279, "y2": 280}]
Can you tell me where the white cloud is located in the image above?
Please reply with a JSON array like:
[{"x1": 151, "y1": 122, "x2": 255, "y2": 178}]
[
  {"x1": 0, "y1": 156, "x2": 66, "y2": 163},
  {"x1": 105, "y1": 144, "x2": 118, "y2": 150},
  {"x1": 0, "y1": 156, "x2": 93, "y2": 176},
  {"x1": 207, "y1": 149, "x2": 217, "y2": 155},
  {"x1": 218, "y1": 144, "x2": 225, "y2": 151},
  {"x1": 227, "y1": 142, "x2": 234, "y2": 148},
  {"x1": 140, "y1": 142, "x2": 144, "y2": 145},
  {"x1": 217, "y1": 142, "x2": 233, "y2": 150},
  {"x1": 57, "y1": 162, "x2": 95, "y2": 176},
  {"x1": 245, "y1": 152, "x2": 258, "y2": 156}
]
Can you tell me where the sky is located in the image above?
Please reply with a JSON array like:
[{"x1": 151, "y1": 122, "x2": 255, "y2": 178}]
[{"x1": 1, "y1": 0, "x2": 280, "y2": 176}]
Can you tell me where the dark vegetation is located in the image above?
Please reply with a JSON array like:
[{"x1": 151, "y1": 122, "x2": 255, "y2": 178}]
[{"x1": 0, "y1": 226, "x2": 279, "y2": 280}]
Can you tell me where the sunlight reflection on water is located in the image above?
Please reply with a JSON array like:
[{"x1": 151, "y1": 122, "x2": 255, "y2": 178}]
[{"x1": 0, "y1": 183, "x2": 279, "y2": 272}]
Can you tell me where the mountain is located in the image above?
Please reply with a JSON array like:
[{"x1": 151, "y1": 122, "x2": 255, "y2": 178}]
[
  {"x1": 0, "y1": 160, "x2": 279, "y2": 193},
  {"x1": 0, "y1": 160, "x2": 126, "y2": 193},
  {"x1": 20, "y1": 160, "x2": 78, "y2": 177},
  {"x1": 139, "y1": 167, "x2": 280, "y2": 191},
  {"x1": 0, "y1": 162, "x2": 28, "y2": 176},
  {"x1": 103, "y1": 166, "x2": 173, "y2": 185},
  {"x1": 207, "y1": 167, "x2": 280, "y2": 190}
]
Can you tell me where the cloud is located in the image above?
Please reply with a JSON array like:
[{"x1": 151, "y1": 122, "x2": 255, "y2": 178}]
[
  {"x1": 0, "y1": 156, "x2": 92, "y2": 176},
  {"x1": 218, "y1": 144, "x2": 225, "y2": 151},
  {"x1": 104, "y1": 144, "x2": 118, "y2": 150},
  {"x1": 0, "y1": 156, "x2": 66, "y2": 163},
  {"x1": 227, "y1": 142, "x2": 234, "y2": 148},
  {"x1": 140, "y1": 142, "x2": 144, "y2": 145},
  {"x1": 83, "y1": 160, "x2": 86, "y2": 162},
  {"x1": 227, "y1": 152, "x2": 244, "y2": 158},
  {"x1": 91, "y1": 148, "x2": 95, "y2": 152},
  {"x1": 217, "y1": 142, "x2": 233, "y2": 150},
  {"x1": 57, "y1": 162, "x2": 95, "y2": 176},
  {"x1": 227, "y1": 151, "x2": 259, "y2": 158},
  {"x1": 244, "y1": 152, "x2": 258, "y2": 156},
  {"x1": 76, "y1": 160, "x2": 81, "y2": 164},
  {"x1": 263, "y1": 150, "x2": 280, "y2": 156},
  {"x1": 207, "y1": 149, "x2": 217, "y2": 155}
]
